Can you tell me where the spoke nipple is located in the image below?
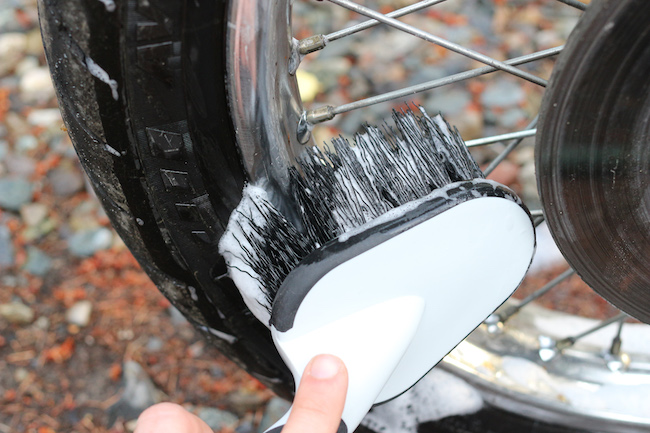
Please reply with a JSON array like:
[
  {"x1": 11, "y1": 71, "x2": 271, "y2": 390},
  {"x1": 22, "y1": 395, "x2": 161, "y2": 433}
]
[
  {"x1": 306, "y1": 106, "x2": 335, "y2": 124},
  {"x1": 298, "y1": 34, "x2": 327, "y2": 55},
  {"x1": 538, "y1": 335, "x2": 559, "y2": 362},
  {"x1": 605, "y1": 352, "x2": 630, "y2": 372},
  {"x1": 484, "y1": 314, "x2": 504, "y2": 334},
  {"x1": 297, "y1": 111, "x2": 314, "y2": 144}
]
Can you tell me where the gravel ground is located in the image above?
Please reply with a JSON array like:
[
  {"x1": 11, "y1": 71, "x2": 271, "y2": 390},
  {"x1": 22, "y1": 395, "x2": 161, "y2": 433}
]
[{"x1": 0, "y1": 1, "x2": 613, "y2": 433}]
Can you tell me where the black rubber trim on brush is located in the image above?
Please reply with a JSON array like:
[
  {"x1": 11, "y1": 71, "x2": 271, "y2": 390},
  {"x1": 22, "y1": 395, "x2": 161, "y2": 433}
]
[{"x1": 270, "y1": 180, "x2": 528, "y2": 332}]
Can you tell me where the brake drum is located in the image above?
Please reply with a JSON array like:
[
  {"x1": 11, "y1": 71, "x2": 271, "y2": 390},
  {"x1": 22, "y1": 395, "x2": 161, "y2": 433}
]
[{"x1": 536, "y1": 0, "x2": 650, "y2": 323}]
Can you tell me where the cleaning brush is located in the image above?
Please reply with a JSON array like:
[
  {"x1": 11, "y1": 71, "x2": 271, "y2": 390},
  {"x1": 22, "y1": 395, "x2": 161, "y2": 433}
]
[{"x1": 219, "y1": 108, "x2": 535, "y2": 433}]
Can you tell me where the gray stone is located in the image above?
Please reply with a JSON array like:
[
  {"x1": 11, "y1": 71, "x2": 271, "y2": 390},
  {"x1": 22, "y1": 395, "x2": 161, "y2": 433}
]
[
  {"x1": 480, "y1": 80, "x2": 525, "y2": 108},
  {"x1": 0, "y1": 301, "x2": 34, "y2": 325},
  {"x1": 15, "y1": 135, "x2": 38, "y2": 153},
  {"x1": 19, "y1": 66, "x2": 55, "y2": 103},
  {"x1": 168, "y1": 305, "x2": 189, "y2": 326},
  {"x1": 425, "y1": 88, "x2": 471, "y2": 116},
  {"x1": 0, "y1": 224, "x2": 13, "y2": 267},
  {"x1": 107, "y1": 361, "x2": 164, "y2": 426},
  {"x1": 20, "y1": 203, "x2": 48, "y2": 227},
  {"x1": 226, "y1": 389, "x2": 267, "y2": 415},
  {"x1": 14, "y1": 55, "x2": 39, "y2": 77},
  {"x1": 0, "y1": 140, "x2": 8, "y2": 159},
  {"x1": 27, "y1": 108, "x2": 62, "y2": 128},
  {"x1": 146, "y1": 336, "x2": 164, "y2": 352},
  {"x1": 196, "y1": 407, "x2": 238, "y2": 431},
  {"x1": 236, "y1": 417, "x2": 255, "y2": 433},
  {"x1": 258, "y1": 397, "x2": 292, "y2": 433},
  {"x1": 0, "y1": 32, "x2": 27, "y2": 76},
  {"x1": 66, "y1": 300, "x2": 93, "y2": 327},
  {"x1": 48, "y1": 166, "x2": 85, "y2": 197},
  {"x1": 0, "y1": 178, "x2": 33, "y2": 211},
  {"x1": 68, "y1": 227, "x2": 114, "y2": 257},
  {"x1": 498, "y1": 108, "x2": 527, "y2": 129},
  {"x1": 23, "y1": 246, "x2": 52, "y2": 276},
  {"x1": 25, "y1": 29, "x2": 45, "y2": 57},
  {"x1": 5, "y1": 155, "x2": 36, "y2": 177}
]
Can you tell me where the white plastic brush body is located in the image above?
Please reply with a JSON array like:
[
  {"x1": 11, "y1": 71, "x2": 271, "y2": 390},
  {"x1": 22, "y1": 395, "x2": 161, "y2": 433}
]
[
  {"x1": 218, "y1": 110, "x2": 536, "y2": 433},
  {"x1": 264, "y1": 181, "x2": 535, "y2": 433}
]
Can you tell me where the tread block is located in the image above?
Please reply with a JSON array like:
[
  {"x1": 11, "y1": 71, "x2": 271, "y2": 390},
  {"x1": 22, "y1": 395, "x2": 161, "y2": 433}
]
[
  {"x1": 192, "y1": 230, "x2": 212, "y2": 244},
  {"x1": 160, "y1": 169, "x2": 191, "y2": 191},
  {"x1": 137, "y1": 42, "x2": 174, "y2": 84},
  {"x1": 175, "y1": 203, "x2": 200, "y2": 222},
  {"x1": 137, "y1": 21, "x2": 170, "y2": 41},
  {"x1": 147, "y1": 127, "x2": 184, "y2": 158}
]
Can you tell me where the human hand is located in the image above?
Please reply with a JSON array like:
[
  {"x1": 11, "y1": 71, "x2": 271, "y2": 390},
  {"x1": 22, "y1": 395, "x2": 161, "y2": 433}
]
[{"x1": 134, "y1": 354, "x2": 349, "y2": 433}]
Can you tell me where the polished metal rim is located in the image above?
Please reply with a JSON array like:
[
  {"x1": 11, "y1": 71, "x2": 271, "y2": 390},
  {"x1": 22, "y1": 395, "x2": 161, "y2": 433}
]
[{"x1": 225, "y1": 0, "x2": 650, "y2": 429}]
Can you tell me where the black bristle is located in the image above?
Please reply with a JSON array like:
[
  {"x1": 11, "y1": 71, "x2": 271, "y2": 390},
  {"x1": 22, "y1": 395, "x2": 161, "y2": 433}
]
[{"x1": 222, "y1": 108, "x2": 484, "y2": 318}]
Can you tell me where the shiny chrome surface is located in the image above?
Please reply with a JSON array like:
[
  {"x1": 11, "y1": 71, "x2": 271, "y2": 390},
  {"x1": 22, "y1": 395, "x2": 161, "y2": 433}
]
[
  {"x1": 442, "y1": 301, "x2": 650, "y2": 432},
  {"x1": 226, "y1": 0, "x2": 310, "y2": 205}
]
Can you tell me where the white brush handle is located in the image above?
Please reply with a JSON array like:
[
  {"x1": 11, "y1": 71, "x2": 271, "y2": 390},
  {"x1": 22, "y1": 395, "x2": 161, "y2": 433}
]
[{"x1": 265, "y1": 296, "x2": 426, "y2": 433}]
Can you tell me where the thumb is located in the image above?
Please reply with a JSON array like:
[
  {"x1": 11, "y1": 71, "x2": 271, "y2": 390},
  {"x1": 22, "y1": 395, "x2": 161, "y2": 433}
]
[{"x1": 282, "y1": 354, "x2": 349, "y2": 433}]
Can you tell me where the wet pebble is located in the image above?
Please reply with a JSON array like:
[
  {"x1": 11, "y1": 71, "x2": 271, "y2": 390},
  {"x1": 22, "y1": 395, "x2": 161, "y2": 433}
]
[
  {"x1": 258, "y1": 397, "x2": 291, "y2": 433},
  {"x1": 14, "y1": 55, "x2": 39, "y2": 77},
  {"x1": 27, "y1": 108, "x2": 62, "y2": 128},
  {"x1": 0, "y1": 32, "x2": 27, "y2": 76},
  {"x1": 65, "y1": 300, "x2": 93, "y2": 327},
  {"x1": 195, "y1": 407, "x2": 238, "y2": 431},
  {"x1": 107, "y1": 361, "x2": 164, "y2": 426},
  {"x1": 24, "y1": 29, "x2": 44, "y2": 57},
  {"x1": 0, "y1": 140, "x2": 8, "y2": 159},
  {"x1": 480, "y1": 79, "x2": 525, "y2": 108},
  {"x1": 0, "y1": 178, "x2": 33, "y2": 211},
  {"x1": 15, "y1": 135, "x2": 38, "y2": 153},
  {"x1": 0, "y1": 301, "x2": 35, "y2": 325},
  {"x1": 498, "y1": 107, "x2": 527, "y2": 129},
  {"x1": 19, "y1": 66, "x2": 55, "y2": 103},
  {"x1": 425, "y1": 88, "x2": 471, "y2": 116},
  {"x1": 20, "y1": 202, "x2": 48, "y2": 226},
  {"x1": 5, "y1": 154, "x2": 36, "y2": 177},
  {"x1": 226, "y1": 389, "x2": 268, "y2": 415},
  {"x1": 146, "y1": 336, "x2": 164, "y2": 352},
  {"x1": 48, "y1": 165, "x2": 85, "y2": 197},
  {"x1": 168, "y1": 305, "x2": 189, "y2": 326},
  {"x1": 0, "y1": 224, "x2": 15, "y2": 267},
  {"x1": 23, "y1": 246, "x2": 53, "y2": 277},
  {"x1": 67, "y1": 227, "x2": 114, "y2": 257}
]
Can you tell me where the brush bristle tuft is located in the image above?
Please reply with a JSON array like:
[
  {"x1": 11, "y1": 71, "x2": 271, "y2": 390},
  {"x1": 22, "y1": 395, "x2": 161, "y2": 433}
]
[{"x1": 219, "y1": 109, "x2": 483, "y2": 323}]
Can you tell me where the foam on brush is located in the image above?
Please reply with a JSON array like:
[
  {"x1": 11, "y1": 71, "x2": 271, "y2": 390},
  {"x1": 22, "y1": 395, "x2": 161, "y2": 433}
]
[{"x1": 219, "y1": 109, "x2": 483, "y2": 325}]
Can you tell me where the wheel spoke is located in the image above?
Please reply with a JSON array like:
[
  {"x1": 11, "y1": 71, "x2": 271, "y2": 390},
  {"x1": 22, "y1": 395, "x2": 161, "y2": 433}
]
[
  {"x1": 500, "y1": 268, "x2": 575, "y2": 323},
  {"x1": 539, "y1": 313, "x2": 629, "y2": 361},
  {"x1": 465, "y1": 129, "x2": 537, "y2": 148},
  {"x1": 554, "y1": 0, "x2": 587, "y2": 11},
  {"x1": 325, "y1": 0, "x2": 548, "y2": 86},
  {"x1": 326, "y1": 0, "x2": 449, "y2": 43},
  {"x1": 608, "y1": 318, "x2": 625, "y2": 355},
  {"x1": 558, "y1": 313, "x2": 629, "y2": 349},
  {"x1": 484, "y1": 117, "x2": 538, "y2": 176},
  {"x1": 302, "y1": 46, "x2": 562, "y2": 125}
]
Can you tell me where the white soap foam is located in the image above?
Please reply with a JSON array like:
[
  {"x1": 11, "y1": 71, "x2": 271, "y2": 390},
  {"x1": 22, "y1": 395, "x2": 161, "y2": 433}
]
[
  {"x1": 362, "y1": 369, "x2": 483, "y2": 432},
  {"x1": 218, "y1": 185, "x2": 273, "y2": 325},
  {"x1": 85, "y1": 56, "x2": 119, "y2": 100}
]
